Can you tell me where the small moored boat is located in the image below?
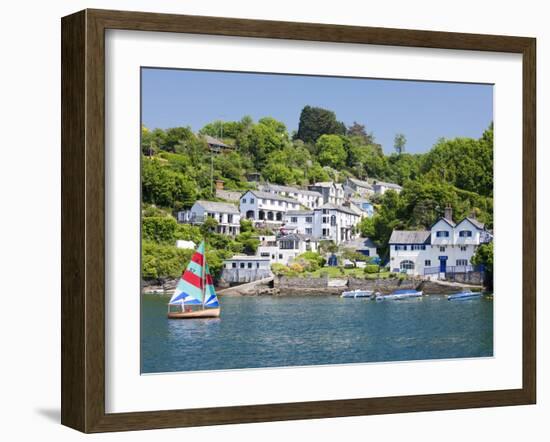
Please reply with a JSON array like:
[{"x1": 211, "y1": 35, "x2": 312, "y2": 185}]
[
  {"x1": 341, "y1": 289, "x2": 374, "y2": 298},
  {"x1": 375, "y1": 289, "x2": 423, "y2": 301},
  {"x1": 167, "y1": 240, "x2": 221, "y2": 319},
  {"x1": 447, "y1": 291, "x2": 482, "y2": 301}
]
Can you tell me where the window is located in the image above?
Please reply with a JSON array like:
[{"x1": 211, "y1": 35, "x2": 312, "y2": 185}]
[
  {"x1": 290, "y1": 217, "x2": 298, "y2": 223},
  {"x1": 424, "y1": 260, "x2": 431, "y2": 266},
  {"x1": 459, "y1": 230, "x2": 473, "y2": 237},
  {"x1": 305, "y1": 217, "x2": 312, "y2": 223},
  {"x1": 240, "y1": 262, "x2": 245, "y2": 268},
  {"x1": 394, "y1": 245, "x2": 407, "y2": 251},
  {"x1": 241, "y1": 198, "x2": 247, "y2": 204},
  {"x1": 250, "y1": 198, "x2": 255, "y2": 204},
  {"x1": 256, "y1": 263, "x2": 260, "y2": 268},
  {"x1": 247, "y1": 262, "x2": 252, "y2": 268},
  {"x1": 460, "y1": 246, "x2": 467, "y2": 251},
  {"x1": 271, "y1": 255, "x2": 275, "y2": 259},
  {"x1": 440, "y1": 246, "x2": 446, "y2": 252},
  {"x1": 322, "y1": 209, "x2": 329, "y2": 214},
  {"x1": 400, "y1": 260, "x2": 415, "y2": 271},
  {"x1": 322, "y1": 216, "x2": 328, "y2": 223},
  {"x1": 411, "y1": 245, "x2": 426, "y2": 250},
  {"x1": 305, "y1": 228, "x2": 312, "y2": 235},
  {"x1": 232, "y1": 262, "x2": 236, "y2": 268},
  {"x1": 279, "y1": 254, "x2": 283, "y2": 259},
  {"x1": 260, "y1": 252, "x2": 270, "y2": 257},
  {"x1": 436, "y1": 231, "x2": 450, "y2": 237},
  {"x1": 456, "y1": 259, "x2": 468, "y2": 266}
]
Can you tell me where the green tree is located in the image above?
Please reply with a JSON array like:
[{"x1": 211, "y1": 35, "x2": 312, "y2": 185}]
[
  {"x1": 471, "y1": 242, "x2": 493, "y2": 289},
  {"x1": 296, "y1": 105, "x2": 346, "y2": 143},
  {"x1": 200, "y1": 217, "x2": 219, "y2": 237},
  {"x1": 316, "y1": 134, "x2": 347, "y2": 169},
  {"x1": 394, "y1": 133, "x2": 407, "y2": 155}
]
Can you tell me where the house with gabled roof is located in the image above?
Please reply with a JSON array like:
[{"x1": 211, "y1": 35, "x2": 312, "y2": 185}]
[
  {"x1": 177, "y1": 200, "x2": 241, "y2": 235},
  {"x1": 389, "y1": 206, "x2": 491, "y2": 278},
  {"x1": 259, "y1": 183, "x2": 323, "y2": 209},
  {"x1": 239, "y1": 189, "x2": 302, "y2": 226}
]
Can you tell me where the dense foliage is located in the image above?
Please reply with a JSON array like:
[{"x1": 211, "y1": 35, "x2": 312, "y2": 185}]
[{"x1": 141, "y1": 105, "x2": 493, "y2": 280}]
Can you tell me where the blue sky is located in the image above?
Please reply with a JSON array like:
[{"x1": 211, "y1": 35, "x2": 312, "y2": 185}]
[{"x1": 141, "y1": 68, "x2": 493, "y2": 154}]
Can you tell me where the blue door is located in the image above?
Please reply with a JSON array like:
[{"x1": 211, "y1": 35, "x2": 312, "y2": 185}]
[{"x1": 439, "y1": 256, "x2": 448, "y2": 273}]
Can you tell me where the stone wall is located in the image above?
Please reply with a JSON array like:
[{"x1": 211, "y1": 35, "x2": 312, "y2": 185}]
[
  {"x1": 274, "y1": 275, "x2": 482, "y2": 296},
  {"x1": 445, "y1": 271, "x2": 484, "y2": 285},
  {"x1": 347, "y1": 277, "x2": 420, "y2": 294}
]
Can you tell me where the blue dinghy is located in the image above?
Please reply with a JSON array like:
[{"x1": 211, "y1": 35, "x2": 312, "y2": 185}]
[{"x1": 447, "y1": 291, "x2": 482, "y2": 301}]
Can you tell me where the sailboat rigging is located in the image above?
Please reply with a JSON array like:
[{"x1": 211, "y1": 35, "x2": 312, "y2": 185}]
[{"x1": 167, "y1": 240, "x2": 221, "y2": 319}]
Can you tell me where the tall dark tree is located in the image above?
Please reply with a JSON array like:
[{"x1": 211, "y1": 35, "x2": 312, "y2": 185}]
[
  {"x1": 295, "y1": 105, "x2": 346, "y2": 144},
  {"x1": 394, "y1": 133, "x2": 407, "y2": 155},
  {"x1": 347, "y1": 121, "x2": 375, "y2": 144}
]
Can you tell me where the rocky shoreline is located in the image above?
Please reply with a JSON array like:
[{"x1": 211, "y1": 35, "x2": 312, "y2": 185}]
[{"x1": 142, "y1": 275, "x2": 484, "y2": 296}]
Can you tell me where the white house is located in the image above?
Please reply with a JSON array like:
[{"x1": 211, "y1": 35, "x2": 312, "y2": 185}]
[
  {"x1": 177, "y1": 200, "x2": 241, "y2": 235},
  {"x1": 256, "y1": 233, "x2": 319, "y2": 265},
  {"x1": 220, "y1": 256, "x2": 272, "y2": 283},
  {"x1": 372, "y1": 180, "x2": 402, "y2": 195},
  {"x1": 345, "y1": 177, "x2": 375, "y2": 198},
  {"x1": 259, "y1": 183, "x2": 323, "y2": 209},
  {"x1": 239, "y1": 190, "x2": 301, "y2": 226},
  {"x1": 388, "y1": 207, "x2": 491, "y2": 278},
  {"x1": 175, "y1": 240, "x2": 196, "y2": 250},
  {"x1": 308, "y1": 182, "x2": 345, "y2": 206},
  {"x1": 283, "y1": 203, "x2": 361, "y2": 244}
]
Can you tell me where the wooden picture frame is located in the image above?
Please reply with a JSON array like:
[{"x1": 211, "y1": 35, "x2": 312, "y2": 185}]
[{"x1": 61, "y1": 8, "x2": 536, "y2": 433}]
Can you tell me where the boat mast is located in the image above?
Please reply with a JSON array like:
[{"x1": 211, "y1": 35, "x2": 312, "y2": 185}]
[{"x1": 202, "y1": 241, "x2": 206, "y2": 310}]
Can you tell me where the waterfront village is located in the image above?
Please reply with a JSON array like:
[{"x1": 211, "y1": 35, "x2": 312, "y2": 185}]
[
  {"x1": 144, "y1": 137, "x2": 494, "y2": 296},
  {"x1": 141, "y1": 110, "x2": 494, "y2": 296}
]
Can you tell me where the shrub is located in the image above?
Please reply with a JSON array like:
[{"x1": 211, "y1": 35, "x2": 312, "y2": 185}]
[
  {"x1": 364, "y1": 264, "x2": 380, "y2": 274},
  {"x1": 289, "y1": 262, "x2": 305, "y2": 273},
  {"x1": 271, "y1": 263, "x2": 290, "y2": 276}
]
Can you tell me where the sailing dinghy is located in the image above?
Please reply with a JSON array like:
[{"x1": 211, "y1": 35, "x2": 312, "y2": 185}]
[{"x1": 167, "y1": 241, "x2": 220, "y2": 319}]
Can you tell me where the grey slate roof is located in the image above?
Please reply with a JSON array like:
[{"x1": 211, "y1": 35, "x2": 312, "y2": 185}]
[
  {"x1": 463, "y1": 217, "x2": 485, "y2": 230},
  {"x1": 202, "y1": 135, "x2": 229, "y2": 148},
  {"x1": 277, "y1": 233, "x2": 316, "y2": 242},
  {"x1": 195, "y1": 200, "x2": 239, "y2": 214},
  {"x1": 246, "y1": 190, "x2": 299, "y2": 204},
  {"x1": 348, "y1": 177, "x2": 374, "y2": 189},
  {"x1": 315, "y1": 203, "x2": 359, "y2": 216},
  {"x1": 389, "y1": 230, "x2": 431, "y2": 244},
  {"x1": 373, "y1": 180, "x2": 402, "y2": 190},
  {"x1": 261, "y1": 183, "x2": 323, "y2": 197}
]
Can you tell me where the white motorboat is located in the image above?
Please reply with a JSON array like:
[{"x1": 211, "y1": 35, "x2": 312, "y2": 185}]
[{"x1": 341, "y1": 289, "x2": 374, "y2": 298}]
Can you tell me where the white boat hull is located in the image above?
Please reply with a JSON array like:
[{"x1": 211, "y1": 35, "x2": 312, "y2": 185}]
[
  {"x1": 341, "y1": 290, "x2": 374, "y2": 298},
  {"x1": 376, "y1": 290, "x2": 423, "y2": 301},
  {"x1": 167, "y1": 307, "x2": 221, "y2": 319}
]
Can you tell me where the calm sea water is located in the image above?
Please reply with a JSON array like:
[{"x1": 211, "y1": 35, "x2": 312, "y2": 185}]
[{"x1": 141, "y1": 294, "x2": 493, "y2": 374}]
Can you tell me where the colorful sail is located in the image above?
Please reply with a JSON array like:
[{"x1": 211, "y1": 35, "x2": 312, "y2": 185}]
[
  {"x1": 168, "y1": 241, "x2": 206, "y2": 306},
  {"x1": 203, "y1": 264, "x2": 219, "y2": 308}
]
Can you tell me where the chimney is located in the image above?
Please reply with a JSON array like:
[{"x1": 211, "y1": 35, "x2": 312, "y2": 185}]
[
  {"x1": 444, "y1": 205, "x2": 453, "y2": 222},
  {"x1": 215, "y1": 179, "x2": 225, "y2": 191}
]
